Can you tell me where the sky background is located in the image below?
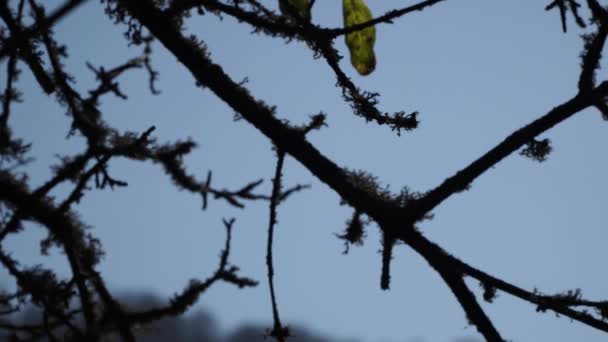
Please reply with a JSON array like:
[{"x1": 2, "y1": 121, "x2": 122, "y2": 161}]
[{"x1": 2, "y1": 0, "x2": 608, "y2": 341}]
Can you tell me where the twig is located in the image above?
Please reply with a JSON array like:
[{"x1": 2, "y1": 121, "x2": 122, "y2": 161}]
[{"x1": 265, "y1": 151, "x2": 290, "y2": 342}]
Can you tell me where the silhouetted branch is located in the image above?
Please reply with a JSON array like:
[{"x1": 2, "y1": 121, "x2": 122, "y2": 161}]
[
  {"x1": 2, "y1": 1, "x2": 607, "y2": 340},
  {"x1": 0, "y1": 0, "x2": 88, "y2": 61},
  {"x1": 127, "y1": 218, "x2": 257, "y2": 325},
  {"x1": 90, "y1": 271, "x2": 135, "y2": 342},
  {"x1": 441, "y1": 270, "x2": 504, "y2": 341},
  {"x1": 0, "y1": 170, "x2": 101, "y2": 338},
  {"x1": 545, "y1": 0, "x2": 586, "y2": 32},
  {"x1": 172, "y1": 0, "x2": 420, "y2": 133},
  {"x1": 0, "y1": 0, "x2": 21, "y2": 127},
  {"x1": 0, "y1": 0, "x2": 55, "y2": 94},
  {"x1": 407, "y1": 82, "x2": 608, "y2": 224},
  {"x1": 116, "y1": 2, "x2": 608, "y2": 339},
  {"x1": 324, "y1": 0, "x2": 447, "y2": 38},
  {"x1": 119, "y1": 0, "x2": 388, "y2": 223},
  {"x1": 380, "y1": 232, "x2": 395, "y2": 290},
  {"x1": 0, "y1": 248, "x2": 83, "y2": 339},
  {"x1": 401, "y1": 228, "x2": 608, "y2": 333},
  {"x1": 265, "y1": 151, "x2": 290, "y2": 342},
  {"x1": 578, "y1": 5, "x2": 608, "y2": 92},
  {"x1": 154, "y1": 142, "x2": 269, "y2": 209}
]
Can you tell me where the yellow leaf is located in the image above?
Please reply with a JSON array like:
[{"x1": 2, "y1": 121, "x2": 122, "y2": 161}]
[
  {"x1": 279, "y1": 0, "x2": 310, "y2": 20},
  {"x1": 343, "y1": 0, "x2": 376, "y2": 76}
]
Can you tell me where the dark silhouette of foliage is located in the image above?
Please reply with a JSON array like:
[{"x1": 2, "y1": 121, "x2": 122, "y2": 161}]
[
  {"x1": 1, "y1": 291, "x2": 367, "y2": 341},
  {"x1": 1, "y1": 0, "x2": 608, "y2": 341}
]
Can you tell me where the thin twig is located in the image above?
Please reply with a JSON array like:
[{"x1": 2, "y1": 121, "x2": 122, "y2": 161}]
[{"x1": 265, "y1": 151, "x2": 289, "y2": 342}]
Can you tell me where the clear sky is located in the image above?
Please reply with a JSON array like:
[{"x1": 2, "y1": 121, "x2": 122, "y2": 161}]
[{"x1": 2, "y1": 1, "x2": 608, "y2": 341}]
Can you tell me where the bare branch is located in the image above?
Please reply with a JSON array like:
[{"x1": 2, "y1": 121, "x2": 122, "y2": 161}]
[{"x1": 265, "y1": 151, "x2": 290, "y2": 342}]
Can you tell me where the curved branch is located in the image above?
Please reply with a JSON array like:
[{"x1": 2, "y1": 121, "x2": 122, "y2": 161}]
[
  {"x1": 401, "y1": 228, "x2": 608, "y2": 333},
  {"x1": 406, "y1": 83, "x2": 608, "y2": 223}
]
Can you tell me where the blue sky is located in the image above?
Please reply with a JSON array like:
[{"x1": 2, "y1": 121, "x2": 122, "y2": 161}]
[{"x1": 2, "y1": 1, "x2": 608, "y2": 341}]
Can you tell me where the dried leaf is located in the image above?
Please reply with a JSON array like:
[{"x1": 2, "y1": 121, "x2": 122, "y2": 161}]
[{"x1": 343, "y1": 0, "x2": 376, "y2": 75}]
